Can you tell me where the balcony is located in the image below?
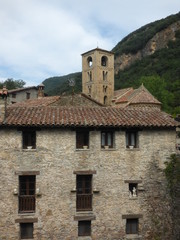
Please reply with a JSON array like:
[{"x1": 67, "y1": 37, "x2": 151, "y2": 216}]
[
  {"x1": 19, "y1": 195, "x2": 35, "y2": 213},
  {"x1": 76, "y1": 194, "x2": 92, "y2": 211}
]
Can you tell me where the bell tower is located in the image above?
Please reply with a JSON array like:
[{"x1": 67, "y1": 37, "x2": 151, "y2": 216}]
[{"x1": 82, "y1": 48, "x2": 114, "y2": 105}]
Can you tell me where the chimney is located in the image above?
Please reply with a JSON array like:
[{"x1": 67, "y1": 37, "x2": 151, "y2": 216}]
[
  {"x1": 37, "y1": 83, "x2": 45, "y2": 99},
  {"x1": 0, "y1": 86, "x2": 8, "y2": 122}
]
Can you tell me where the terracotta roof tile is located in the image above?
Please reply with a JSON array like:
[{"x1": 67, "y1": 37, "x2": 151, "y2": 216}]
[
  {"x1": 10, "y1": 96, "x2": 60, "y2": 107},
  {"x1": 1, "y1": 106, "x2": 178, "y2": 128}
]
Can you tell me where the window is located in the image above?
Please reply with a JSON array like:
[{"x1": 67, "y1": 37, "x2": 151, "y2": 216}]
[
  {"x1": 19, "y1": 176, "x2": 36, "y2": 213},
  {"x1": 103, "y1": 71, "x2": 108, "y2": 81},
  {"x1": 20, "y1": 223, "x2": 33, "y2": 239},
  {"x1": 26, "y1": 92, "x2": 31, "y2": 99},
  {"x1": 23, "y1": 130, "x2": 36, "y2": 149},
  {"x1": 129, "y1": 183, "x2": 137, "y2": 197},
  {"x1": 126, "y1": 131, "x2": 138, "y2": 148},
  {"x1": 78, "y1": 221, "x2": 91, "y2": 236},
  {"x1": 87, "y1": 56, "x2": 93, "y2": 67},
  {"x1": 101, "y1": 56, "x2": 108, "y2": 66},
  {"x1": 76, "y1": 130, "x2": 89, "y2": 149},
  {"x1": 76, "y1": 175, "x2": 92, "y2": 211},
  {"x1": 101, "y1": 131, "x2": 114, "y2": 148},
  {"x1": 12, "y1": 93, "x2": 16, "y2": 98},
  {"x1": 126, "y1": 218, "x2": 138, "y2": 234}
]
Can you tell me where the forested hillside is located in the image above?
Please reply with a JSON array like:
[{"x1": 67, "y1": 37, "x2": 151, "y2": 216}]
[{"x1": 43, "y1": 12, "x2": 180, "y2": 115}]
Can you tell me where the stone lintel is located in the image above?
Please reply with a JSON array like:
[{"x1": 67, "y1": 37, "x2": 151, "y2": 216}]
[
  {"x1": 122, "y1": 214, "x2": 143, "y2": 219},
  {"x1": 124, "y1": 180, "x2": 142, "y2": 183},
  {"x1": 73, "y1": 170, "x2": 96, "y2": 175},
  {"x1": 74, "y1": 215, "x2": 96, "y2": 221},
  {"x1": 15, "y1": 171, "x2": 40, "y2": 175},
  {"x1": 15, "y1": 218, "x2": 38, "y2": 223}
]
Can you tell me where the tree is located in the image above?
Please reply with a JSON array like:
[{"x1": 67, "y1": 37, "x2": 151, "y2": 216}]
[{"x1": 0, "y1": 78, "x2": 26, "y2": 90}]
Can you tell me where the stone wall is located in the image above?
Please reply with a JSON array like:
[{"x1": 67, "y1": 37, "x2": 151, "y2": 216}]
[{"x1": 0, "y1": 127, "x2": 176, "y2": 239}]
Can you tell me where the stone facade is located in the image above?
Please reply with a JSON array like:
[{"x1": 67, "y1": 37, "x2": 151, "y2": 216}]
[
  {"x1": 0, "y1": 126, "x2": 176, "y2": 239},
  {"x1": 82, "y1": 48, "x2": 114, "y2": 105}
]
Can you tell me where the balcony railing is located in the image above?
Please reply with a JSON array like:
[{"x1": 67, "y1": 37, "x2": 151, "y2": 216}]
[
  {"x1": 19, "y1": 195, "x2": 35, "y2": 213},
  {"x1": 76, "y1": 194, "x2": 92, "y2": 211}
]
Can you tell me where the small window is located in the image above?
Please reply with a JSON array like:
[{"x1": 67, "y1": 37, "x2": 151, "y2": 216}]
[
  {"x1": 23, "y1": 130, "x2": 36, "y2": 149},
  {"x1": 126, "y1": 131, "x2": 138, "y2": 148},
  {"x1": 78, "y1": 221, "x2": 91, "y2": 236},
  {"x1": 103, "y1": 71, "x2": 108, "y2": 81},
  {"x1": 20, "y1": 223, "x2": 33, "y2": 239},
  {"x1": 101, "y1": 131, "x2": 114, "y2": 148},
  {"x1": 76, "y1": 130, "x2": 89, "y2": 149},
  {"x1": 101, "y1": 56, "x2": 108, "y2": 66},
  {"x1": 129, "y1": 183, "x2": 137, "y2": 197},
  {"x1": 26, "y1": 92, "x2": 31, "y2": 99},
  {"x1": 126, "y1": 218, "x2": 138, "y2": 234},
  {"x1": 87, "y1": 56, "x2": 93, "y2": 67},
  {"x1": 12, "y1": 93, "x2": 16, "y2": 98}
]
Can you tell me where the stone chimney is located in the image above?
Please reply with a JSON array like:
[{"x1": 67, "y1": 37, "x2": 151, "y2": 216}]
[
  {"x1": 37, "y1": 83, "x2": 45, "y2": 99},
  {"x1": 0, "y1": 86, "x2": 8, "y2": 122}
]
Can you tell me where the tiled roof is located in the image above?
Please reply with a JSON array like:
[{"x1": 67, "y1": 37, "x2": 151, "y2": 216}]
[
  {"x1": 128, "y1": 85, "x2": 161, "y2": 105},
  {"x1": 1, "y1": 106, "x2": 178, "y2": 128},
  {"x1": 10, "y1": 96, "x2": 60, "y2": 107},
  {"x1": 8, "y1": 86, "x2": 37, "y2": 93},
  {"x1": 113, "y1": 85, "x2": 161, "y2": 106}
]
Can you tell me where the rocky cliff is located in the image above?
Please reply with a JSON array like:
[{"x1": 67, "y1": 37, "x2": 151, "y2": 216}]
[{"x1": 114, "y1": 20, "x2": 180, "y2": 74}]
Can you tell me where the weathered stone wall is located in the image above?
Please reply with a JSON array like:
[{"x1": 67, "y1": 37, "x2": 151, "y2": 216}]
[
  {"x1": 8, "y1": 88, "x2": 38, "y2": 104},
  {"x1": 0, "y1": 127, "x2": 176, "y2": 239}
]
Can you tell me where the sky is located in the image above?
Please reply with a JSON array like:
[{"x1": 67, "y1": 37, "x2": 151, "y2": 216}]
[{"x1": 0, "y1": 0, "x2": 179, "y2": 86}]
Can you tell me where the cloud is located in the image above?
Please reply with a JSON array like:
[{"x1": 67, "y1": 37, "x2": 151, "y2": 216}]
[{"x1": 0, "y1": 0, "x2": 179, "y2": 86}]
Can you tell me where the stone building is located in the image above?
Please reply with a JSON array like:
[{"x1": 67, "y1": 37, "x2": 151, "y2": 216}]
[
  {"x1": 0, "y1": 48, "x2": 179, "y2": 239},
  {"x1": 8, "y1": 84, "x2": 45, "y2": 105},
  {"x1": 0, "y1": 98, "x2": 178, "y2": 239}
]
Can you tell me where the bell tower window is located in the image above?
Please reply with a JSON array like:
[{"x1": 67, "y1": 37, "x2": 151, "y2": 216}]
[
  {"x1": 87, "y1": 56, "x2": 93, "y2": 67},
  {"x1": 101, "y1": 56, "x2": 108, "y2": 66}
]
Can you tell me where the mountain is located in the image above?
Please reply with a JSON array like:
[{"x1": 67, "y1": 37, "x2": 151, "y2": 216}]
[{"x1": 43, "y1": 12, "x2": 180, "y2": 115}]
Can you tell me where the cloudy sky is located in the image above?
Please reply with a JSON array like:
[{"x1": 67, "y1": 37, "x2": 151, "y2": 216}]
[{"x1": 0, "y1": 0, "x2": 179, "y2": 86}]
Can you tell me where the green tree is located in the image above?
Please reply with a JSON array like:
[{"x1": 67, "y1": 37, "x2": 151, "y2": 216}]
[{"x1": 0, "y1": 78, "x2": 26, "y2": 90}]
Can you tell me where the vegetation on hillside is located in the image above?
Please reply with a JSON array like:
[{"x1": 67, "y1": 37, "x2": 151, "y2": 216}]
[
  {"x1": 115, "y1": 30, "x2": 180, "y2": 114},
  {"x1": 112, "y1": 12, "x2": 180, "y2": 56}
]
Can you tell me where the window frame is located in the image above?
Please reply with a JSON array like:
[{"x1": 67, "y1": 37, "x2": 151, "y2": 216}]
[
  {"x1": 126, "y1": 218, "x2": 139, "y2": 234},
  {"x1": 76, "y1": 175, "x2": 92, "y2": 211},
  {"x1": 126, "y1": 131, "x2": 138, "y2": 148},
  {"x1": 19, "y1": 175, "x2": 36, "y2": 213},
  {"x1": 78, "y1": 221, "x2": 91, "y2": 236},
  {"x1": 22, "y1": 130, "x2": 36, "y2": 149},
  {"x1": 20, "y1": 222, "x2": 33, "y2": 239},
  {"x1": 26, "y1": 92, "x2": 31, "y2": 100},
  {"x1": 76, "y1": 130, "x2": 89, "y2": 149},
  {"x1": 101, "y1": 131, "x2": 114, "y2": 148}
]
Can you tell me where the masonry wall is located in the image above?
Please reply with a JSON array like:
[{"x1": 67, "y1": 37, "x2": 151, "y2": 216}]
[
  {"x1": 0, "y1": 127, "x2": 176, "y2": 240},
  {"x1": 8, "y1": 89, "x2": 38, "y2": 104}
]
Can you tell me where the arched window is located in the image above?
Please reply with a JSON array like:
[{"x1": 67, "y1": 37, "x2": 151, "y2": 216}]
[
  {"x1": 104, "y1": 96, "x2": 107, "y2": 105},
  {"x1": 87, "y1": 56, "x2": 93, "y2": 67},
  {"x1": 101, "y1": 56, "x2": 108, "y2": 66}
]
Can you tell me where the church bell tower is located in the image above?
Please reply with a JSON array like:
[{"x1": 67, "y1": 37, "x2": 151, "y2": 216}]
[{"x1": 82, "y1": 48, "x2": 114, "y2": 105}]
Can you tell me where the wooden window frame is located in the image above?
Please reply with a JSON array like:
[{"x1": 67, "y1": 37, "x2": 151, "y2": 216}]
[
  {"x1": 22, "y1": 130, "x2": 36, "y2": 149},
  {"x1": 20, "y1": 222, "x2": 33, "y2": 239},
  {"x1": 76, "y1": 175, "x2": 92, "y2": 211},
  {"x1": 101, "y1": 131, "x2": 114, "y2": 148},
  {"x1": 126, "y1": 131, "x2": 138, "y2": 148},
  {"x1": 76, "y1": 130, "x2": 89, "y2": 149},
  {"x1": 78, "y1": 221, "x2": 91, "y2": 236},
  {"x1": 19, "y1": 175, "x2": 36, "y2": 213},
  {"x1": 126, "y1": 218, "x2": 139, "y2": 234}
]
